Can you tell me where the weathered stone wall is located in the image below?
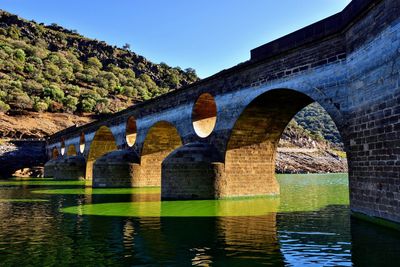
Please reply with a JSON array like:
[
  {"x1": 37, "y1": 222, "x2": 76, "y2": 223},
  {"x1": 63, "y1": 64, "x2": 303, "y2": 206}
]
[
  {"x1": 162, "y1": 143, "x2": 223, "y2": 199},
  {"x1": 53, "y1": 155, "x2": 86, "y2": 180},
  {"x1": 344, "y1": 0, "x2": 400, "y2": 223},
  {"x1": 346, "y1": 31, "x2": 400, "y2": 230},
  {"x1": 93, "y1": 149, "x2": 139, "y2": 188},
  {"x1": 43, "y1": 159, "x2": 56, "y2": 178}
]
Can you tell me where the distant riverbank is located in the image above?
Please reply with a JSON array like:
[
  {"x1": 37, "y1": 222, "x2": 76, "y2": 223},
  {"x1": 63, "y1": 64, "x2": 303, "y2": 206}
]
[{"x1": 276, "y1": 147, "x2": 347, "y2": 174}]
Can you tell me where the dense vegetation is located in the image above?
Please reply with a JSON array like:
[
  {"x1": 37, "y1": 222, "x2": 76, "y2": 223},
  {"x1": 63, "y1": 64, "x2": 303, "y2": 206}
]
[
  {"x1": 294, "y1": 103, "x2": 342, "y2": 145},
  {"x1": 0, "y1": 10, "x2": 342, "y2": 146},
  {"x1": 0, "y1": 10, "x2": 198, "y2": 114}
]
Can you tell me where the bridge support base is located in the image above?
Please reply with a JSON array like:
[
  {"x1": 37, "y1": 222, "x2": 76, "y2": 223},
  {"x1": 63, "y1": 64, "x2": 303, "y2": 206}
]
[
  {"x1": 93, "y1": 149, "x2": 140, "y2": 188},
  {"x1": 44, "y1": 159, "x2": 57, "y2": 178},
  {"x1": 161, "y1": 143, "x2": 224, "y2": 200},
  {"x1": 53, "y1": 156, "x2": 86, "y2": 180}
]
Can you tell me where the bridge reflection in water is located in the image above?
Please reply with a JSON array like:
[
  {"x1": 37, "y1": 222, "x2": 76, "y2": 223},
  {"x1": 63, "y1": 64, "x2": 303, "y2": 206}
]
[{"x1": 0, "y1": 174, "x2": 400, "y2": 265}]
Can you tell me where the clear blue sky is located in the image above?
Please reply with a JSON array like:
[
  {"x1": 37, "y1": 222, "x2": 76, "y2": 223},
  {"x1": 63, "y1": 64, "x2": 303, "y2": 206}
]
[{"x1": 1, "y1": 0, "x2": 350, "y2": 78}]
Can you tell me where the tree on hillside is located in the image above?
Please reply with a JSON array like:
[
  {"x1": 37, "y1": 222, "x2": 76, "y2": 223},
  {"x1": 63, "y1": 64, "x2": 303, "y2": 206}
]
[{"x1": 122, "y1": 43, "x2": 131, "y2": 50}]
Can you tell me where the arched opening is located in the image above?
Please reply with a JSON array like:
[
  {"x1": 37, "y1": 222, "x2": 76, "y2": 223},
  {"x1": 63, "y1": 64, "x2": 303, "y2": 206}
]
[
  {"x1": 60, "y1": 139, "x2": 65, "y2": 155},
  {"x1": 52, "y1": 148, "x2": 59, "y2": 159},
  {"x1": 126, "y1": 116, "x2": 137, "y2": 147},
  {"x1": 224, "y1": 89, "x2": 346, "y2": 198},
  {"x1": 140, "y1": 121, "x2": 182, "y2": 186},
  {"x1": 79, "y1": 132, "x2": 85, "y2": 154},
  {"x1": 66, "y1": 144, "x2": 77, "y2": 156},
  {"x1": 277, "y1": 102, "x2": 347, "y2": 173},
  {"x1": 86, "y1": 126, "x2": 118, "y2": 181},
  {"x1": 192, "y1": 93, "x2": 217, "y2": 138}
]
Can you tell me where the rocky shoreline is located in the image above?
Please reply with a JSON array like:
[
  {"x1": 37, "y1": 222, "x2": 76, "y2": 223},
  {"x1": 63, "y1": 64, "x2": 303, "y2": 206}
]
[
  {"x1": 276, "y1": 148, "x2": 347, "y2": 174},
  {"x1": 0, "y1": 140, "x2": 46, "y2": 178}
]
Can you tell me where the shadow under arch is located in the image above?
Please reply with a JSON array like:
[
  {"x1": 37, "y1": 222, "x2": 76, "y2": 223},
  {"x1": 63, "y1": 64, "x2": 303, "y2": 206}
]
[
  {"x1": 52, "y1": 147, "x2": 59, "y2": 159},
  {"x1": 223, "y1": 88, "x2": 347, "y2": 198},
  {"x1": 139, "y1": 121, "x2": 182, "y2": 187},
  {"x1": 86, "y1": 126, "x2": 118, "y2": 182},
  {"x1": 66, "y1": 144, "x2": 77, "y2": 156}
]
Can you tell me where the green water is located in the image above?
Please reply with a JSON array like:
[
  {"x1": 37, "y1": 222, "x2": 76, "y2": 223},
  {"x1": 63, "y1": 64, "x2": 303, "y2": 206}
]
[
  {"x1": 0, "y1": 173, "x2": 399, "y2": 266},
  {"x1": 32, "y1": 187, "x2": 160, "y2": 195},
  {"x1": 0, "y1": 179, "x2": 85, "y2": 186}
]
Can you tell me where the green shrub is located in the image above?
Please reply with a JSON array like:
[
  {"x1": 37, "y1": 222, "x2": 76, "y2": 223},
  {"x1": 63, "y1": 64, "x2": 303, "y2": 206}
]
[
  {"x1": 94, "y1": 87, "x2": 108, "y2": 98},
  {"x1": 9, "y1": 91, "x2": 33, "y2": 109},
  {"x1": 43, "y1": 62, "x2": 61, "y2": 81},
  {"x1": 64, "y1": 85, "x2": 80, "y2": 97},
  {"x1": 8, "y1": 25, "x2": 21, "y2": 39},
  {"x1": 60, "y1": 68, "x2": 74, "y2": 81},
  {"x1": 43, "y1": 85, "x2": 64, "y2": 102},
  {"x1": 87, "y1": 57, "x2": 102, "y2": 69},
  {"x1": 0, "y1": 28, "x2": 7, "y2": 36},
  {"x1": 96, "y1": 72, "x2": 118, "y2": 91},
  {"x1": 10, "y1": 80, "x2": 22, "y2": 89},
  {"x1": 22, "y1": 80, "x2": 43, "y2": 94},
  {"x1": 24, "y1": 63, "x2": 36, "y2": 73},
  {"x1": 0, "y1": 90, "x2": 7, "y2": 101},
  {"x1": 14, "y1": 49, "x2": 26, "y2": 62},
  {"x1": 27, "y1": 56, "x2": 43, "y2": 66},
  {"x1": 81, "y1": 89, "x2": 100, "y2": 101},
  {"x1": 114, "y1": 85, "x2": 125, "y2": 95},
  {"x1": 81, "y1": 98, "x2": 96, "y2": 112},
  {"x1": 122, "y1": 68, "x2": 135, "y2": 79},
  {"x1": 63, "y1": 95, "x2": 78, "y2": 113},
  {"x1": 0, "y1": 45, "x2": 14, "y2": 56},
  {"x1": 94, "y1": 98, "x2": 110, "y2": 114},
  {"x1": 124, "y1": 86, "x2": 137, "y2": 98},
  {"x1": 0, "y1": 100, "x2": 10, "y2": 113},
  {"x1": 33, "y1": 98, "x2": 49, "y2": 112}
]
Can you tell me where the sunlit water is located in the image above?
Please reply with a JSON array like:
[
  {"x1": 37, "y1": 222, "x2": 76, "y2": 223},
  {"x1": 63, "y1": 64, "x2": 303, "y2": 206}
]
[{"x1": 0, "y1": 174, "x2": 399, "y2": 266}]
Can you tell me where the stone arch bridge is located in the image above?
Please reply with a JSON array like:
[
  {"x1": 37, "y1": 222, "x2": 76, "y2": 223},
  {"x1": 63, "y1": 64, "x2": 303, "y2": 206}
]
[{"x1": 45, "y1": 0, "x2": 400, "y2": 225}]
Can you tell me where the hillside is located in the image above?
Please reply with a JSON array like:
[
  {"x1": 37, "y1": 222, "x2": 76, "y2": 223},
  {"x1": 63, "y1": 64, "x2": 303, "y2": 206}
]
[
  {"x1": 0, "y1": 10, "x2": 346, "y2": 175},
  {"x1": 0, "y1": 10, "x2": 198, "y2": 114}
]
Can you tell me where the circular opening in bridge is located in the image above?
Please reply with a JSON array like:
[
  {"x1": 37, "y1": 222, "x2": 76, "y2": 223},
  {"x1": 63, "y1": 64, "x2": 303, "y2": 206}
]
[
  {"x1": 192, "y1": 93, "x2": 217, "y2": 138},
  {"x1": 60, "y1": 139, "x2": 65, "y2": 155},
  {"x1": 126, "y1": 116, "x2": 137, "y2": 147},
  {"x1": 79, "y1": 133, "x2": 85, "y2": 154}
]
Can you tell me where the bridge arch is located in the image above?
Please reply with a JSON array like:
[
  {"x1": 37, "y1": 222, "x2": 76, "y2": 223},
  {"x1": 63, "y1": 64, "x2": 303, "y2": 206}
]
[
  {"x1": 85, "y1": 126, "x2": 118, "y2": 182},
  {"x1": 222, "y1": 88, "x2": 346, "y2": 197},
  {"x1": 66, "y1": 144, "x2": 77, "y2": 156},
  {"x1": 52, "y1": 147, "x2": 59, "y2": 159},
  {"x1": 139, "y1": 121, "x2": 182, "y2": 186}
]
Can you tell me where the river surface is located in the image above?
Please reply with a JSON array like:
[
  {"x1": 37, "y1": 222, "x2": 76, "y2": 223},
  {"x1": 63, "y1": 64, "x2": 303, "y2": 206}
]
[{"x1": 0, "y1": 173, "x2": 399, "y2": 266}]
